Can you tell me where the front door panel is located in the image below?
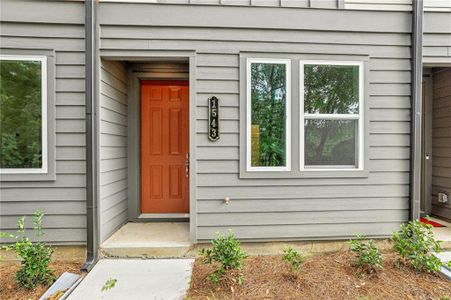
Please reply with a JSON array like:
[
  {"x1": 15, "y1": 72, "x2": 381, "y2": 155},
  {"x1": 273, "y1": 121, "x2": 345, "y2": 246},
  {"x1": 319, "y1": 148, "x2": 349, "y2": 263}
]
[{"x1": 141, "y1": 80, "x2": 189, "y2": 213}]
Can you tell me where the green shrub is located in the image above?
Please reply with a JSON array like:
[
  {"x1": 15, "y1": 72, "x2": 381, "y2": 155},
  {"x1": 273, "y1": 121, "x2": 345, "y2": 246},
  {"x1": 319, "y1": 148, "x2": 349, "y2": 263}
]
[
  {"x1": 282, "y1": 247, "x2": 305, "y2": 274},
  {"x1": 200, "y1": 231, "x2": 248, "y2": 285},
  {"x1": 349, "y1": 235, "x2": 383, "y2": 272},
  {"x1": 392, "y1": 219, "x2": 443, "y2": 273},
  {"x1": 1, "y1": 210, "x2": 55, "y2": 289}
]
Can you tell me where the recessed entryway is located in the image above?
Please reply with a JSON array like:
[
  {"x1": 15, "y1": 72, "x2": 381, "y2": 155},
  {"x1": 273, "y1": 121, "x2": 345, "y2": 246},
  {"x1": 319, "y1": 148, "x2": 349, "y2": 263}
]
[
  {"x1": 421, "y1": 67, "x2": 451, "y2": 221},
  {"x1": 98, "y1": 57, "x2": 195, "y2": 247}
]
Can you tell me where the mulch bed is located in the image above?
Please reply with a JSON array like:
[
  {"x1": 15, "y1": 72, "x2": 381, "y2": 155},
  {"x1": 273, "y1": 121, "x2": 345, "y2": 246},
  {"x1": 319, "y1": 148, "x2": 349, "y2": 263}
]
[
  {"x1": 0, "y1": 261, "x2": 84, "y2": 300},
  {"x1": 187, "y1": 252, "x2": 451, "y2": 300}
]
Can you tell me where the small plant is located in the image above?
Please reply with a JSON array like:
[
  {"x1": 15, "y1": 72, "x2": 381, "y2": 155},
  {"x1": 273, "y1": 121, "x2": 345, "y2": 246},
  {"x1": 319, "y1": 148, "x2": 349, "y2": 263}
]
[
  {"x1": 101, "y1": 278, "x2": 118, "y2": 292},
  {"x1": 282, "y1": 247, "x2": 305, "y2": 274},
  {"x1": 392, "y1": 219, "x2": 443, "y2": 273},
  {"x1": 349, "y1": 235, "x2": 382, "y2": 272},
  {"x1": 200, "y1": 231, "x2": 248, "y2": 285},
  {"x1": 1, "y1": 210, "x2": 55, "y2": 289}
]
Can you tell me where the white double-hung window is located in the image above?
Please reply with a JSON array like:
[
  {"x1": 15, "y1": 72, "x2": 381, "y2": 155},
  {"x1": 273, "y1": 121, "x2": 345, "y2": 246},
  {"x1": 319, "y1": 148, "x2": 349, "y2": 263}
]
[{"x1": 300, "y1": 61, "x2": 364, "y2": 170}]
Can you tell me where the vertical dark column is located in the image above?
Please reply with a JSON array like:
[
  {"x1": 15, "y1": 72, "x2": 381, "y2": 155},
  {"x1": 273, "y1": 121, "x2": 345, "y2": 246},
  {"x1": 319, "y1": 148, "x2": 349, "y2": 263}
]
[
  {"x1": 410, "y1": 0, "x2": 423, "y2": 220},
  {"x1": 82, "y1": 0, "x2": 99, "y2": 272}
]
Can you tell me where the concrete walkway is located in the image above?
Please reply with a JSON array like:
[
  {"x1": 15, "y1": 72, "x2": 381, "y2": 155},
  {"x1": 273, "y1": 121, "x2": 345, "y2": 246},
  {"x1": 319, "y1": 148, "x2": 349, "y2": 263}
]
[
  {"x1": 67, "y1": 259, "x2": 194, "y2": 300},
  {"x1": 431, "y1": 217, "x2": 451, "y2": 249}
]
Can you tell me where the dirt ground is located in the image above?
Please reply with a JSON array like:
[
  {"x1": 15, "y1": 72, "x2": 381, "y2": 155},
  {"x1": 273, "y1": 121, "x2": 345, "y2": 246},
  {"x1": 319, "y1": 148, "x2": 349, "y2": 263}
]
[
  {"x1": 0, "y1": 261, "x2": 84, "y2": 300},
  {"x1": 187, "y1": 252, "x2": 451, "y2": 300}
]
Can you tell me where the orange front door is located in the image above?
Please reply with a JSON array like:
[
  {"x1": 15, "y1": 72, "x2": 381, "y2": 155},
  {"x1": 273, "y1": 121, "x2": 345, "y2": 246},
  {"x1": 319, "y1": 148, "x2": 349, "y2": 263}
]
[{"x1": 140, "y1": 80, "x2": 189, "y2": 213}]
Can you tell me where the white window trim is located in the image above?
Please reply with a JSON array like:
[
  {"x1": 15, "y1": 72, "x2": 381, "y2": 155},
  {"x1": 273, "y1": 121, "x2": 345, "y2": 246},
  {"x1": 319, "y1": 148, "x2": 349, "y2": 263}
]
[
  {"x1": 0, "y1": 55, "x2": 48, "y2": 174},
  {"x1": 246, "y1": 58, "x2": 291, "y2": 172},
  {"x1": 299, "y1": 60, "x2": 364, "y2": 171}
]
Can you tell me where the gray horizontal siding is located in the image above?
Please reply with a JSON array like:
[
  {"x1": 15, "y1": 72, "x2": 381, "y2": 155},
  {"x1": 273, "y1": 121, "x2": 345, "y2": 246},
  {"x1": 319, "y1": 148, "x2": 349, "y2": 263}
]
[
  {"x1": 343, "y1": 0, "x2": 411, "y2": 11},
  {"x1": 0, "y1": 1, "x2": 86, "y2": 245},
  {"x1": 99, "y1": 3, "x2": 411, "y2": 241},
  {"x1": 104, "y1": 0, "x2": 338, "y2": 8},
  {"x1": 424, "y1": 0, "x2": 451, "y2": 12},
  {"x1": 99, "y1": 4, "x2": 411, "y2": 33},
  {"x1": 423, "y1": 11, "x2": 451, "y2": 64},
  {"x1": 99, "y1": 59, "x2": 129, "y2": 242},
  {"x1": 103, "y1": 0, "x2": 423, "y2": 11},
  {"x1": 104, "y1": 0, "x2": 450, "y2": 12},
  {"x1": 0, "y1": 0, "x2": 84, "y2": 24}
]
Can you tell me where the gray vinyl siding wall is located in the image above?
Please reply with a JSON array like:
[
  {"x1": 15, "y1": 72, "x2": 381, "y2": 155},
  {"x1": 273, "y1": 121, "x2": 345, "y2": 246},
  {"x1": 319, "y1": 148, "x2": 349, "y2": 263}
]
[
  {"x1": 0, "y1": 0, "x2": 86, "y2": 244},
  {"x1": 343, "y1": 0, "x2": 411, "y2": 11},
  {"x1": 424, "y1": 0, "x2": 451, "y2": 12},
  {"x1": 431, "y1": 68, "x2": 451, "y2": 219},
  {"x1": 423, "y1": 11, "x2": 451, "y2": 64},
  {"x1": 99, "y1": 60, "x2": 129, "y2": 242},
  {"x1": 99, "y1": 3, "x2": 412, "y2": 241},
  {"x1": 113, "y1": 0, "x2": 341, "y2": 8}
]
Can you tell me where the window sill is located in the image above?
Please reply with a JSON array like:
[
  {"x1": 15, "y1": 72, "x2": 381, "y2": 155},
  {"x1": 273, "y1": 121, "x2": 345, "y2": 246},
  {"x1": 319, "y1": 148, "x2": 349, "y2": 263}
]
[
  {"x1": 0, "y1": 172, "x2": 56, "y2": 182},
  {"x1": 239, "y1": 169, "x2": 369, "y2": 179}
]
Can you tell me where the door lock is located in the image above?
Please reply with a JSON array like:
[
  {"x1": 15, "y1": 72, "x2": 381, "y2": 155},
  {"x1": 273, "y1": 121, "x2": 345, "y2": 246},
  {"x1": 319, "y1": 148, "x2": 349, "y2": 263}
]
[{"x1": 185, "y1": 153, "x2": 190, "y2": 177}]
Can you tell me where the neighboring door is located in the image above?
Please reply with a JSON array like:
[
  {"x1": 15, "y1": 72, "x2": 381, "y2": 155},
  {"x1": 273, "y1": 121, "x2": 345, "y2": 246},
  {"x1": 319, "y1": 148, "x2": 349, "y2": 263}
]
[{"x1": 140, "y1": 80, "x2": 189, "y2": 213}]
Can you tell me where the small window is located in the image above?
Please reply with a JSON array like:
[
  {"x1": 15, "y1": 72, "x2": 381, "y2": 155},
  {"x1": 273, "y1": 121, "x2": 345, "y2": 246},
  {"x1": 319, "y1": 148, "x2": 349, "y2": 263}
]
[
  {"x1": 300, "y1": 61, "x2": 363, "y2": 170},
  {"x1": 0, "y1": 56, "x2": 47, "y2": 173},
  {"x1": 246, "y1": 59, "x2": 291, "y2": 171}
]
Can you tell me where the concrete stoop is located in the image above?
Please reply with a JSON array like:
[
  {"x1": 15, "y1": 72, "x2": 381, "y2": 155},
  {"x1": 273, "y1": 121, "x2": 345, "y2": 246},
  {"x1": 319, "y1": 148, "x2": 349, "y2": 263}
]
[
  {"x1": 100, "y1": 244, "x2": 196, "y2": 259},
  {"x1": 100, "y1": 222, "x2": 195, "y2": 258}
]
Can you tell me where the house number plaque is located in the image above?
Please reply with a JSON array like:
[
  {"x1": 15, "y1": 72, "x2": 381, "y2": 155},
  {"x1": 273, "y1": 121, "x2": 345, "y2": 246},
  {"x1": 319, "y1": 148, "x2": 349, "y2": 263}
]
[{"x1": 208, "y1": 96, "x2": 220, "y2": 141}]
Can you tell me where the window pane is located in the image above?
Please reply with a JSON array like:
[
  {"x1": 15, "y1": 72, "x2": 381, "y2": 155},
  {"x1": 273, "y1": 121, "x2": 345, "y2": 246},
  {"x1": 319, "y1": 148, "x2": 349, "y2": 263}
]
[
  {"x1": 305, "y1": 119, "x2": 357, "y2": 166},
  {"x1": 304, "y1": 64, "x2": 359, "y2": 114},
  {"x1": 0, "y1": 59, "x2": 42, "y2": 169},
  {"x1": 251, "y1": 62, "x2": 287, "y2": 167}
]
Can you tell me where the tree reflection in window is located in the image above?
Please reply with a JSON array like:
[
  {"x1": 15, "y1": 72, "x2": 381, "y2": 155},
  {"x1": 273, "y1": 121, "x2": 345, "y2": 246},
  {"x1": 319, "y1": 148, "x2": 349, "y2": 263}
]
[
  {"x1": 251, "y1": 62, "x2": 287, "y2": 167},
  {"x1": 305, "y1": 64, "x2": 359, "y2": 114},
  {"x1": 304, "y1": 64, "x2": 360, "y2": 167},
  {"x1": 0, "y1": 59, "x2": 42, "y2": 169},
  {"x1": 305, "y1": 119, "x2": 356, "y2": 166}
]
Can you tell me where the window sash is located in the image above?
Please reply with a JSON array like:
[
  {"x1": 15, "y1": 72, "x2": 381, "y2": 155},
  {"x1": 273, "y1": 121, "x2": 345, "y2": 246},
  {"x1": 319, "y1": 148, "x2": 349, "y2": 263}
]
[
  {"x1": 0, "y1": 55, "x2": 48, "y2": 174},
  {"x1": 300, "y1": 60, "x2": 364, "y2": 171},
  {"x1": 246, "y1": 58, "x2": 291, "y2": 172}
]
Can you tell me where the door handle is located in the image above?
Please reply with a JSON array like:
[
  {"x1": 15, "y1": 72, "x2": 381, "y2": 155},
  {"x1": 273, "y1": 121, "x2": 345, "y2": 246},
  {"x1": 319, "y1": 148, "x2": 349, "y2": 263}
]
[{"x1": 185, "y1": 153, "x2": 190, "y2": 177}]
